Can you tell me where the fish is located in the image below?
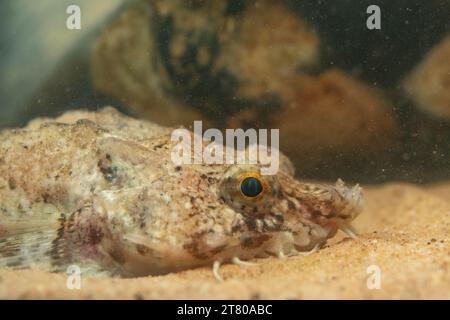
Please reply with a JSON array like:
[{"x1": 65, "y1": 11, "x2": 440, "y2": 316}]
[{"x1": 0, "y1": 107, "x2": 363, "y2": 279}]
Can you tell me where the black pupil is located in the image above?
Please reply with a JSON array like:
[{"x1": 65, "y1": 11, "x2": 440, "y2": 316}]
[{"x1": 240, "y1": 177, "x2": 263, "y2": 197}]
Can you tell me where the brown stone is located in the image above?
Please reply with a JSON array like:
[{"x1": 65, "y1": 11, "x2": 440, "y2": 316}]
[{"x1": 404, "y1": 35, "x2": 450, "y2": 120}]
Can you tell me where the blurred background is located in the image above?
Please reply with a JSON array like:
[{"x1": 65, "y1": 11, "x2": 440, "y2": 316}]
[{"x1": 0, "y1": 0, "x2": 449, "y2": 184}]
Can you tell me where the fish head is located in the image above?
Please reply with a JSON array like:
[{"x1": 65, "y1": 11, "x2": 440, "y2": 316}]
[{"x1": 217, "y1": 163, "x2": 363, "y2": 256}]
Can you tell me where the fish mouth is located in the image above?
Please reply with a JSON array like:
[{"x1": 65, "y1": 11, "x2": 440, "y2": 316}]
[
  {"x1": 333, "y1": 179, "x2": 364, "y2": 221},
  {"x1": 331, "y1": 179, "x2": 364, "y2": 239}
]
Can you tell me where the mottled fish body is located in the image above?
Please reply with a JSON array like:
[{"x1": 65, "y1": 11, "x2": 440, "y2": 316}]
[{"x1": 0, "y1": 107, "x2": 363, "y2": 278}]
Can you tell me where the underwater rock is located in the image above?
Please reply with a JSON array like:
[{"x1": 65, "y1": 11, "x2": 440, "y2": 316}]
[
  {"x1": 91, "y1": 0, "x2": 319, "y2": 126},
  {"x1": 403, "y1": 35, "x2": 450, "y2": 120},
  {"x1": 271, "y1": 70, "x2": 398, "y2": 167},
  {"x1": 92, "y1": 0, "x2": 398, "y2": 172}
]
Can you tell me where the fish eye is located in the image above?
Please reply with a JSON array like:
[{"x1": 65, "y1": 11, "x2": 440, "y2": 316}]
[
  {"x1": 240, "y1": 176, "x2": 264, "y2": 198},
  {"x1": 239, "y1": 173, "x2": 268, "y2": 199},
  {"x1": 220, "y1": 166, "x2": 278, "y2": 213}
]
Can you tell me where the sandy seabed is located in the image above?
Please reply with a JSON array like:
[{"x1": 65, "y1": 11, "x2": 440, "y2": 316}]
[{"x1": 0, "y1": 183, "x2": 449, "y2": 299}]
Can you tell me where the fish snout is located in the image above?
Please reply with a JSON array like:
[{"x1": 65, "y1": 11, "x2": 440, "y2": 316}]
[{"x1": 333, "y1": 179, "x2": 364, "y2": 222}]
